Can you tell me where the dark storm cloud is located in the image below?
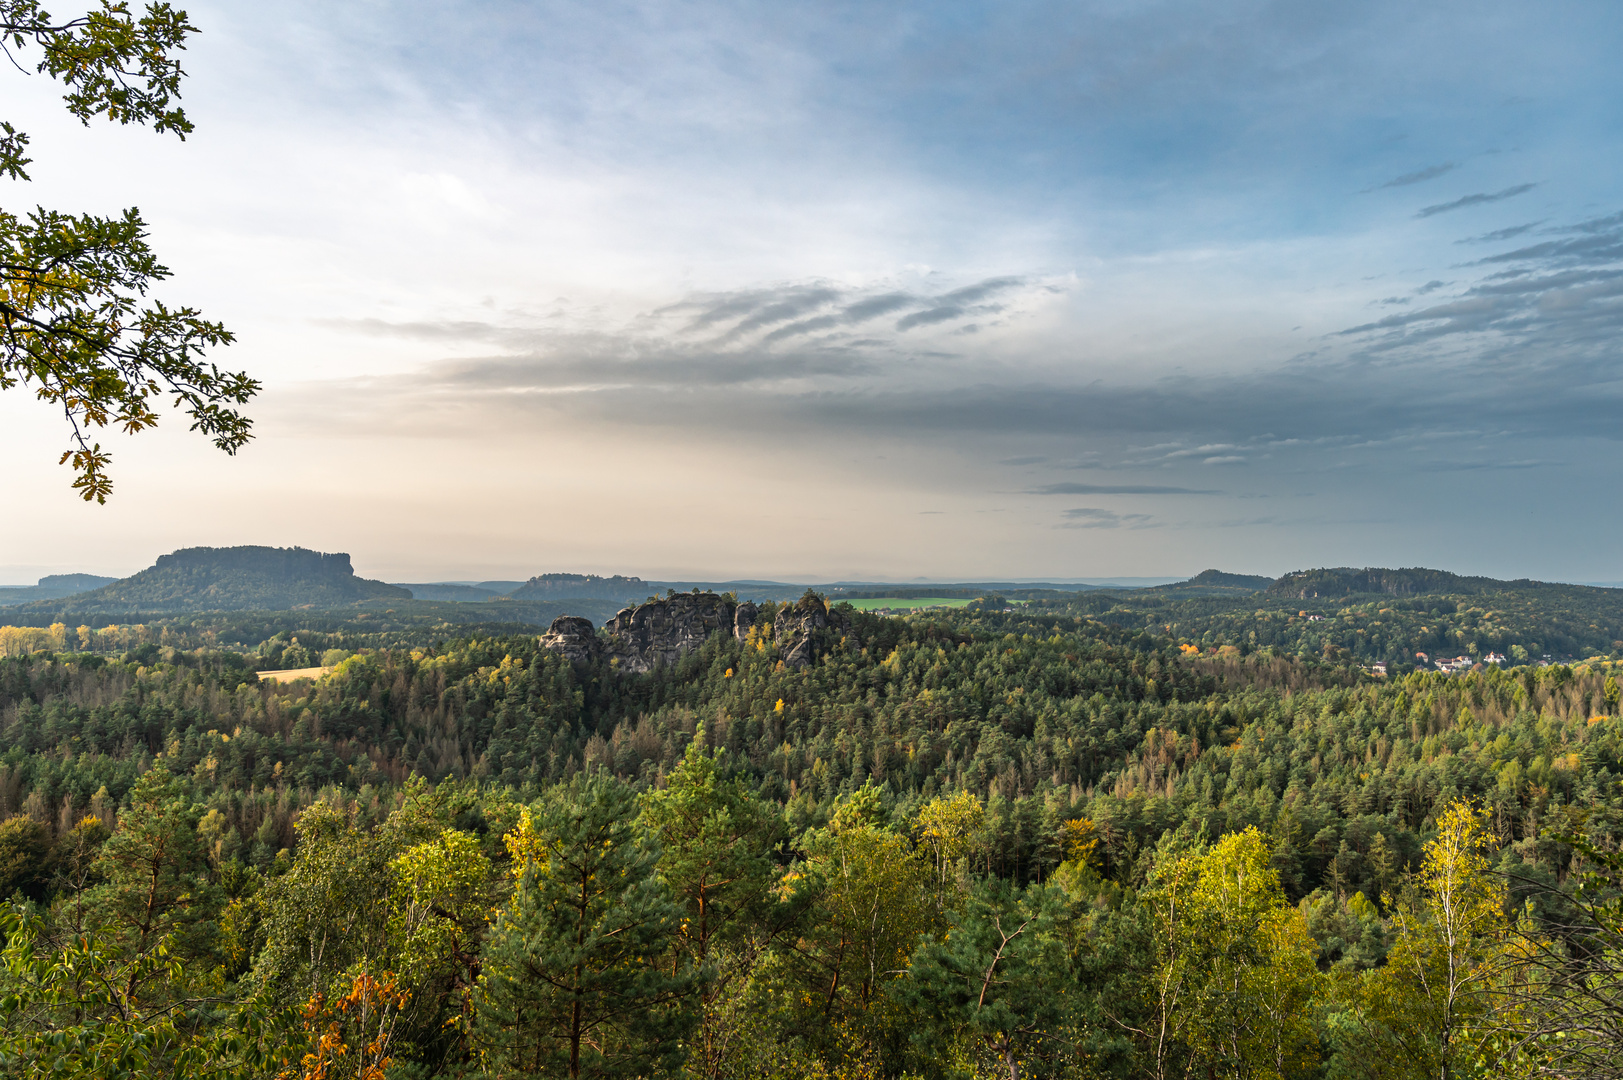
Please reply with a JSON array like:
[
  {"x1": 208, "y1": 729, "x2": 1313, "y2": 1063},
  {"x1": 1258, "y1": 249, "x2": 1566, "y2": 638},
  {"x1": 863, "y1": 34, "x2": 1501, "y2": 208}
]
[
  {"x1": 762, "y1": 315, "x2": 841, "y2": 343},
  {"x1": 1336, "y1": 208, "x2": 1623, "y2": 363},
  {"x1": 1415, "y1": 459, "x2": 1558, "y2": 472},
  {"x1": 319, "y1": 317, "x2": 528, "y2": 344},
  {"x1": 728, "y1": 288, "x2": 844, "y2": 335},
  {"x1": 1474, "y1": 232, "x2": 1623, "y2": 266},
  {"x1": 1416, "y1": 183, "x2": 1537, "y2": 218}
]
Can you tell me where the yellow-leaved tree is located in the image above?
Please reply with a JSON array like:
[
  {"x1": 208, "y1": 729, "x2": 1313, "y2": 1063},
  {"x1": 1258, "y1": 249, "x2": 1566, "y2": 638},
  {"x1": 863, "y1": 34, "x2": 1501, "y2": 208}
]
[
  {"x1": 1134, "y1": 827, "x2": 1321, "y2": 1080},
  {"x1": 1337, "y1": 800, "x2": 1513, "y2": 1080}
]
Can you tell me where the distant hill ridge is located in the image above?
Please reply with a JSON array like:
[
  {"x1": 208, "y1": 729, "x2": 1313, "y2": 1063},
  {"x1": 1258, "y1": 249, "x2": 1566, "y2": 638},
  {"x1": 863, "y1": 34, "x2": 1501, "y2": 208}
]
[
  {"x1": 0, "y1": 573, "x2": 119, "y2": 607},
  {"x1": 506, "y1": 573, "x2": 653, "y2": 603},
  {"x1": 20, "y1": 546, "x2": 409, "y2": 614},
  {"x1": 1264, "y1": 566, "x2": 1552, "y2": 599},
  {"x1": 1144, "y1": 566, "x2": 1585, "y2": 599}
]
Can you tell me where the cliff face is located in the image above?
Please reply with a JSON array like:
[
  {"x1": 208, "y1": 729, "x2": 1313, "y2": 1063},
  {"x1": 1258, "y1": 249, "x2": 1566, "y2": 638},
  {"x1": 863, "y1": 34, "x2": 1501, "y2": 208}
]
[
  {"x1": 604, "y1": 593, "x2": 736, "y2": 672},
  {"x1": 538, "y1": 591, "x2": 844, "y2": 672},
  {"x1": 537, "y1": 616, "x2": 600, "y2": 665},
  {"x1": 774, "y1": 593, "x2": 850, "y2": 669},
  {"x1": 18, "y1": 546, "x2": 409, "y2": 614}
]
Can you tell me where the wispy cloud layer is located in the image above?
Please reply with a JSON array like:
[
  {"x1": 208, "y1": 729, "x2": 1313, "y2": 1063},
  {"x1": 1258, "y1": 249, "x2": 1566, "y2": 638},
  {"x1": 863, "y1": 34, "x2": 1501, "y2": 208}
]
[{"x1": 1416, "y1": 183, "x2": 1537, "y2": 218}]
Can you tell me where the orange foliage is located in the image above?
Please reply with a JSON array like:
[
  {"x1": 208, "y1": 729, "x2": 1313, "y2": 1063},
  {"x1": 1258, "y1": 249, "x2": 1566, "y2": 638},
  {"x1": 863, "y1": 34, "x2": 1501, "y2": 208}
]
[{"x1": 282, "y1": 971, "x2": 411, "y2": 1080}]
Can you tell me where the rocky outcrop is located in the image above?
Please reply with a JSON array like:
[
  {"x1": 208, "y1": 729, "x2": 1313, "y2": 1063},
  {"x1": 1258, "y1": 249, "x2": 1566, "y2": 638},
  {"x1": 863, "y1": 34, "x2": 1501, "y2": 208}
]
[
  {"x1": 733, "y1": 601, "x2": 758, "y2": 642},
  {"x1": 539, "y1": 591, "x2": 845, "y2": 673},
  {"x1": 538, "y1": 616, "x2": 601, "y2": 665},
  {"x1": 774, "y1": 594, "x2": 850, "y2": 670},
  {"x1": 601, "y1": 592, "x2": 739, "y2": 673}
]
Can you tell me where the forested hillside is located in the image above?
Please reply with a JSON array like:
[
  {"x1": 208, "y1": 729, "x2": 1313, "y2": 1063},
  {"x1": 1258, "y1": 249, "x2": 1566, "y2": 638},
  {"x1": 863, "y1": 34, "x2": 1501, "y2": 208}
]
[
  {"x1": 19, "y1": 547, "x2": 410, "y2": 615},
  {"x1": 1031, "y1": 579, "x2": 1623, "y2": 669},
  {"x1": 0, "y1": 597, "x2": 1620, "y2": 1078}
]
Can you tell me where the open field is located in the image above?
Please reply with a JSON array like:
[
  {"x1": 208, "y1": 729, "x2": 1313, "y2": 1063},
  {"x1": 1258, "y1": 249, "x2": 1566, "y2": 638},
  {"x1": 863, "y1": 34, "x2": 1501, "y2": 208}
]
[
  {"x1": 254, "y1": 665, "x2": 333, "y2": 683},
  {"x1": 843, "y1": 597, "x2": 973, "y2": 612}
]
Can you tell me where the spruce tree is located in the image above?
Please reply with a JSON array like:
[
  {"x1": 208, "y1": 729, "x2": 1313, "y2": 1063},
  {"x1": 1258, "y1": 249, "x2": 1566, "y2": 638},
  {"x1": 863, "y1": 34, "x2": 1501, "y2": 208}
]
[{"x1": 476, "y1": 775, "x2": 698, "y2": 1079}]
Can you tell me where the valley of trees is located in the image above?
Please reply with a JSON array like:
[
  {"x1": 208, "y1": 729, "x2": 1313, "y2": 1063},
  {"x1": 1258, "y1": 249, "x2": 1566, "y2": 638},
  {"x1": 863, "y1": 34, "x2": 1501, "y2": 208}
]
[{"x1": 0, "y1": 598, "x2": 1621, "y2": 1078}]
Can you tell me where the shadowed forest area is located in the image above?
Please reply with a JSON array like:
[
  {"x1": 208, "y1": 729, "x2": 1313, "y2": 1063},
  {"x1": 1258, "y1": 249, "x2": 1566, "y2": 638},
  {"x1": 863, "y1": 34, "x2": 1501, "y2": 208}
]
[{"x1": 0, "y1": 600, "x2": 1621, "y2": 1078}]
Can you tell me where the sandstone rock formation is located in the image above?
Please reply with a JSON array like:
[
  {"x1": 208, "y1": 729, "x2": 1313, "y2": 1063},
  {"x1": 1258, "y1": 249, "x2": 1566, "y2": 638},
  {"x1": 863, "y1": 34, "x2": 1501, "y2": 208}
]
[
  {"x1": 538, "y1": 615, "x2": 601, "y2": 665},
  {"x1": 539, "y1": 591, "x2": 845, "y2": 673},
  {"x1": 733, "y1": 601, "x2": 758, "y2": 641},
  {"x1": 601, "y1": 592, "x2": 736, "y2": 673},
  {"x1": 774, "y1": 593, "x2": 850, "y2": 670}
]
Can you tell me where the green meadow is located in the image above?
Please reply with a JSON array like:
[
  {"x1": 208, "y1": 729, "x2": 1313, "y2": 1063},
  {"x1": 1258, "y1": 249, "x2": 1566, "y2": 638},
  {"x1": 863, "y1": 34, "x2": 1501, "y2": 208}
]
[{"x1": 841, "y1": 596, "x2": 973, "y2": 611}]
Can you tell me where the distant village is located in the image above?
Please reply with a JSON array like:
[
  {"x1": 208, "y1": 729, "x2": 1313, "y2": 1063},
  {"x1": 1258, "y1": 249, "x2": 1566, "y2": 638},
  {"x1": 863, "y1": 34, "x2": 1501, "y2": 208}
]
[{"x1": 1366, "y1": 649, "x2": 1551, "y2": 678}]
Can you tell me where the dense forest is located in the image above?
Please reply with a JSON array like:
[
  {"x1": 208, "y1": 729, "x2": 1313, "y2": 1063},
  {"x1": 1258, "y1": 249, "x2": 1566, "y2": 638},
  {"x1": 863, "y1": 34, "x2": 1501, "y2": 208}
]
[
  {"x1": 1027, "y1": 579, "x2": 1623, "y2": 670},
  {"x1": 0, "y1": 598, "x2": 1620, "y2": 1078}
]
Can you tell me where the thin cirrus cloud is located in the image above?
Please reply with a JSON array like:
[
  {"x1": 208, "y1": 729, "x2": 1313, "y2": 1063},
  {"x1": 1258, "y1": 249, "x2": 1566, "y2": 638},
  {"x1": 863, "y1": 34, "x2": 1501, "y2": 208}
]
[
  {"x1": 1416, "y1": 183, "x2": 1537, "y2": 218},
  {"x1": 1372, "y1": 162, "x2": 1455, "y2": 189},
  {"x1": 347, "y1": 200, "x2": 1623, "y2": 466},
  {"x1": 1031, "y1": 483, "x2": 1220, "y2": 496},
  {"x1": 1059, "y1": 508, "x2": 1156, "y2": 530},
  {"x1": 653, "y1": 277, "x2": 1033, "y2": 344}
]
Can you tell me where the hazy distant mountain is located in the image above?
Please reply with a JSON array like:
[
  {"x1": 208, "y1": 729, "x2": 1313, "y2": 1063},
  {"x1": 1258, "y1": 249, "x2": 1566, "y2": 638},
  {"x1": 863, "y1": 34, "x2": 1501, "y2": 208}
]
[
  {"x1": 0, "y1": 573, "x2": 119, "y2": 606},
  {"x1": 1141, "y1": 569, "x2": 1274, "y2": 595},
  {"x1": 18, "y1": 546, "x2": 409, "y2": 613},
  {"x1": 1265, "y1": 566, "x2": 1547, "y2": 599},
  {"x1": 393, "y1": 583, "x2": 504, "y2": 602},
  {"x1": 506, "y1": 573, "x2": 654, "y2": 604}
]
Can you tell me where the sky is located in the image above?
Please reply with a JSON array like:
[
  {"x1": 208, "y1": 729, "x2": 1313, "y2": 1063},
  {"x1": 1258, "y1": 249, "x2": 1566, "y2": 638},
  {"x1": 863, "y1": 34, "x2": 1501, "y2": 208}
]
[{"x1": 3, "y1": 0, "x2": 1622, "y2": 585}]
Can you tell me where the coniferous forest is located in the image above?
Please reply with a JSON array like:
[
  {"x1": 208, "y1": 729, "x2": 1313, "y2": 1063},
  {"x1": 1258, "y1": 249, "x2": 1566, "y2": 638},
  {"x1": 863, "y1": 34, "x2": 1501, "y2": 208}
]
[{"x1": 1, "y1": 596, "x2": 1621, "y2": 1079}]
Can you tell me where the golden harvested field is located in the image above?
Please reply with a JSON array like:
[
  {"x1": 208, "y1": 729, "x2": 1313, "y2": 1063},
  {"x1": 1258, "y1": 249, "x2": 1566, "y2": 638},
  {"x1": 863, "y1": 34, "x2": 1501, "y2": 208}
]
[{"x1": 255, "y1": 665, "x2": 332, "y2": 683}]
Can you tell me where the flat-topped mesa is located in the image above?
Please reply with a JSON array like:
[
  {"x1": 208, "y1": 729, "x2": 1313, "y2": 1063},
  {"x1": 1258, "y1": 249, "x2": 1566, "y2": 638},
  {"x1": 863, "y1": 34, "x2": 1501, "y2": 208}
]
[{"x1": 537, "y1": 591, "x2": 845, "y2": 672}]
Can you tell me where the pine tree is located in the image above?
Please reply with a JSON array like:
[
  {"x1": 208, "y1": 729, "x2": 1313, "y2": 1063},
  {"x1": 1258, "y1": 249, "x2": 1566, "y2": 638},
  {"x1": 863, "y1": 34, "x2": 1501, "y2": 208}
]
[
  {"x1": 476, "y1": 775, "x2": 698, "y2": 1080},
  {"x1": 78, "y1": 765, "x2": 221, "y2": 999},
  {"x1": 639, "y1": 726, "x2": 783, "y2": 1079}
]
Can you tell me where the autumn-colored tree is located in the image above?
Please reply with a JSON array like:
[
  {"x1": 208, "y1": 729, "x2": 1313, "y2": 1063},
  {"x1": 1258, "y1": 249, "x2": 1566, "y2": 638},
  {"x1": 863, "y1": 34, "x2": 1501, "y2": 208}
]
[
  {"x1": 916, "y1": 790, "x2": 986, "y2": 895},
  {"x1": 1338, "y1": 801, "x2": 1512, "y2": 1080},
  {"x1": 282, "y1": 971, "x2": 410, "y2": 1080},
  {"x1": 254, "y1": 802, "x2": 391, "y2": 998},
  {"x1": 1133, "y1": 827, "x2": 1320, "y2": 1080},
  {"x1": 0, "y1": 904, "x2": 283, "y2": 1080},
  {"x1": 777, "y1": 789, "x2": 941, "y2": 1067},
  {"x1": 0, "y1": 0, "x2": 253, "y2": 500},
  {"x1": 386, "y1": 827, "x2": 491, "y2": 1037}
]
